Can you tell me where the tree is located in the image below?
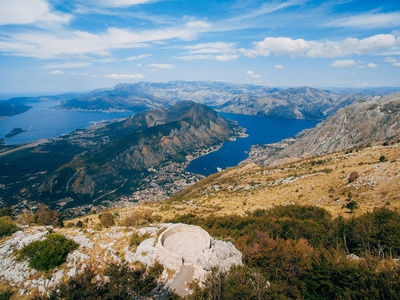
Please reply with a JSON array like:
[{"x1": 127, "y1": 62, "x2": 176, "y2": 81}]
[{"x1": 343, "y1": 201, "x2": 359, "y2": 214}]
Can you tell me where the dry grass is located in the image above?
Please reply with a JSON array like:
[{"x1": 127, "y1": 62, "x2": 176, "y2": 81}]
[{"x1": 101, "y1": 143, "x2": 400, "y2": 220}]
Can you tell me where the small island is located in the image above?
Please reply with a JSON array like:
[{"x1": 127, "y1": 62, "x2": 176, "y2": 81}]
[{"x1": 5, "y1": 128, "x2": 27, "y2": 139}]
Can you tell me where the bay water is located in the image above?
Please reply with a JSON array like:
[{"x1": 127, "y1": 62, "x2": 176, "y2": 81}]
[
  {"x1": 0, "y1": 101, "x2": 133, "y2": 145},
  {"x1": 186, "y1": 112, "x2": 319, "y2": 176}
]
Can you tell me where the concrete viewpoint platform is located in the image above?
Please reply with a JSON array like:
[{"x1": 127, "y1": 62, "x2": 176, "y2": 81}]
[{"x1": 156, "y1": 224, "x2": 211, "y2": 266}]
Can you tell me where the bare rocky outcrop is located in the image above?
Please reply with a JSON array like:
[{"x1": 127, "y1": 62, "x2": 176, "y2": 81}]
[{"x1": 245, "y1": 92, "x2": 400, "y2": 167}]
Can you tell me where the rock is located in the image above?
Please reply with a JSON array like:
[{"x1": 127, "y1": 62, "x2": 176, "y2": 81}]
[
  {"x1": 67, "y1": 250, "x2": 90, "y2": 265},
  {"x1": 67, "y1": 267, "x2": 79, "y2": 278},
  {"x1": 65, "y1": 234, "x2": 94, "y2": 249},
  {"x1": 196, "y1": 239, "x2": 242, "y2": 272},
  {"x1": 49, "y1": 269, "x2": 64, "y2": 286},
  {"x1": 132, "y1": 238, "x2": 158, "y2": 266}
]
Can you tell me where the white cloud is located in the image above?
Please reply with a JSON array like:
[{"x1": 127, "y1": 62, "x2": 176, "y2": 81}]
[
  {"x1": 148, "y1": 63, "x2": 174, "y2": 69},
  {"x1": 0, "y1": 24, "x2": 203, "y2": 59},
  {"x1": 241, "y1": 34, "x2": 400, "y2": 59},
  {"x1": 177, "y1": 42, "x2": 238, "y2": 61},
  {"x1": 0, "y1": 0, "x2": 71, "y2": 26},
  {"x1": 184, "y1": 42, "x2": 237, "y2": 54},
  {"x1": 385, "y1": 57, "x2": 400, "y2": 67},
  {"x1": 367, "y1": 62, "x2": 379, "y2": 69},
  {"x1": 49, "y1": 70, "x2": 64, "y2": 75},
  {"x1": 331, "y1": 60, "x2": 380, "y2": 68},
  {"x1": 327, "y1": 12, "x2": 400, "y2": 29},
  {"x1": 186, "y1": 21, "x2": 211, "y2": 28},
  {"x1": 215, "y1": 54, "x2": 239, "y2": 61},
  {"x1": 125, "y1": 54, "x2": 152, "y2": 61},
  {"x1": 307, "y1": 34, "x2": 399, "y2": 58},
  {"x1": 331, "y1": 60, "x2": 357, "y2": 67},
  {"x1": 247, "y1": 70, "x2": 254, "y2": 75},
  {"x1": 105, "y1": 73, "x2": 145, "y2": 79},
  {"x1": 175, "y1": 53, "x2": 238, "y2": 61},
  {"x1": 252, "y1": 74, "x2": 261, "y2": 78},
  {"x1": 98, "y1": 0, "x2": 156, "y2": 7},
  {"x1": 274, "y1": 65, "x2": 284, "y2": 69},
  {"x1": 241, "y1": 37, "x2": 311, "y2": 58},
  {"x1": 44, "y1": 62, "x2": 91, "y2": 69}
]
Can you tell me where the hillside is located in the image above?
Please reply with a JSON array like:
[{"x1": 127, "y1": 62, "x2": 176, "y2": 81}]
[
  {"x1": 1, "y1": 142, "x2": 400, "y2": 299},
  {"x1": 0, "y1": 102, "x2": 31, "y2": 119},
  {"x1": 0, "y1": 102, "x2": 242, "y2": 212},
  {"x1": 245, "y1": 92, "x2": 400, "y2": 167},
  {"x1": 217, "y1": 86, "x2": 362, "y2": 120}
]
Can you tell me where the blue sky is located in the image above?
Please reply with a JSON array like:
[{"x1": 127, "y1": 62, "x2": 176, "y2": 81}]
[{"x1": 0, "y1": 0, "x2": 399, "y2": 94}]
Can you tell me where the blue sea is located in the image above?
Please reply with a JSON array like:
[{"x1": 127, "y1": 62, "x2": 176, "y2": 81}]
[
  {"x1": 0, "y1": 101, "x2": 134, "y2": 144},
  {"x1": 186, "y1": 112, "x2": 319, "y2": 176},
  {"x1": 0, "y1": 102, "x2": 319, "y2": 176}
]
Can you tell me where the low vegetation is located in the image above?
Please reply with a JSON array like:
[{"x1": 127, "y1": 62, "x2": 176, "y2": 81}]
[
  {"x1": 170, "y1": 205, "x2": 400, "y2": 298},
  {"x1": 17, "y1": 234, "x2": 78, "y2": 271},
  {"x1": 0, "y1": 216, "x2": 20, "y2": 238},
  {"x1": 35, "y1": 262, "x2": 164, "y2": 299}
]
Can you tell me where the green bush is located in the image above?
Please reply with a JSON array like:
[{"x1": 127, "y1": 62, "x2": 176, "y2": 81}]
[
  {"x1": 0, "y1": 216, "x2": 20, "y2": 238},
  {"x1": 0, "y1": 290, "x2": 14, "y2": 300},
  {"x1": 18, "y1": 234, "x2": 78, "y2": 271},
  {"x1": 0, "y1": 206, "x2": 12, "y2": 218},
  {"x1": 35, "y1": 262, "x2": 163, "y2": 299}
]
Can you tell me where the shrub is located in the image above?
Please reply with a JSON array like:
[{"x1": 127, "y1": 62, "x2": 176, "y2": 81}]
[
  {"x1": 99, "y1": 212, "x2": 115, "y2": 228},
  {"x1": 0, "y1": 206, "x2": 12, "y2": 218},
  {"x1": 76, "y1": 220, "x2": 83, "y2": 228},
  {"x1": 348, "y1": 171, "x2": 359, "y2": 183},
  {"x1": 120, "y1": 209, "x2": 155, "y2": 227},
  {"x1": 18, "y1": 233, "x2": 78, "y2": 271},
  {"x1": 34, "y1": 209, "x2": 64, "y2": 227},
  {"x1": 0, "y1": 290, "x2": 13, "y2": 300},
  {"x1": 342, "y1": 200, "x2": 359, "y2": 214},
  {"x1": 0, "y1": 216, "x2": 20, "y2": 238},
  {"x1": 36, "y1": 262, "x2": 163, "y2": 299},
  {"x1": 379, "y1": 155, "x2": 387, "y2": 162},
  {"x1": 130, "y1": 232, "x2": 152, "y2": 247}
]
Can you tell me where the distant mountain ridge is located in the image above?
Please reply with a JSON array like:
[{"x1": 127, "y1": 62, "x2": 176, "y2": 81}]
[
  {"x1": 54, "y1": 81, "x2": 276, "y2": 112},
  {"x1": 245, "y1": 92, "x2": 400, "y2": 166},
  {"x1": 217, "y1": 86, "x2": 362, "y2": 120},
  {"x1": 4, "y1": 81, "x2": 396, "y2": 121}
]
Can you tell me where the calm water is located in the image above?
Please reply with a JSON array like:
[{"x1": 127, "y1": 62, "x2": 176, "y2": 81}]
[
  {"x1": 186, "y1": 112, "x2": 319, "y2": 176},
  {"x1": 0, "y1": 101, "x2": 134, "y2": 144}
]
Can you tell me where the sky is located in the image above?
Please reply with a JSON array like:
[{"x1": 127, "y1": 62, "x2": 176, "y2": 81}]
[{"x1": 0, "y1": 0, "x2": 400, "y2": 94}]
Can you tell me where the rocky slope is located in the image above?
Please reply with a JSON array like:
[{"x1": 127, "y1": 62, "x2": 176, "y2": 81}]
[
  {"x1": 217, "y1": 86, "x2": 362, "y2": 120},
  {"x1": 244, "y1": 92, "x2": 400, "y2": 166}
]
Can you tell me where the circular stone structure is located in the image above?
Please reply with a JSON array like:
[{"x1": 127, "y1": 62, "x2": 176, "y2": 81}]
[{"x1": 156, "y1": 224, "x2": 211, "y2": 266}]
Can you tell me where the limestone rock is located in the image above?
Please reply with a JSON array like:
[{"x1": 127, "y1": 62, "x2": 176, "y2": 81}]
[
  {"x1": 132, "y1": 238, "x2": 158, "y2": 266},
  {"x1": 196, "y1": 239, "x2": 242, "y2": 271}
]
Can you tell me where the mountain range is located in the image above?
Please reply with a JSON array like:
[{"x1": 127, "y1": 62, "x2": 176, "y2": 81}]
[
  {"x1": 0, "y1": 102, "x2": 241, "y2": 209},
  {"x1": 217, "y1": 86, "x2": 362, "y2": 120},
  {"x1": 2, "y1": 81, "x2": 375, "y2": 121},
  {"x1": 245, "y1": 92, "x2": 400, "y2": 166}
]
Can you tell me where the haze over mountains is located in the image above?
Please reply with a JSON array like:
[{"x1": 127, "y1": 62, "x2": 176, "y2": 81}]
[{"x1": 3, "y1": 80, "x2": 397, "y2": 121}]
